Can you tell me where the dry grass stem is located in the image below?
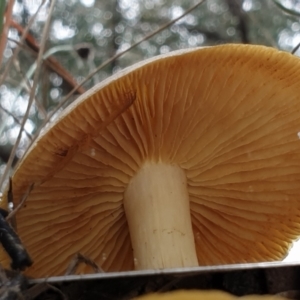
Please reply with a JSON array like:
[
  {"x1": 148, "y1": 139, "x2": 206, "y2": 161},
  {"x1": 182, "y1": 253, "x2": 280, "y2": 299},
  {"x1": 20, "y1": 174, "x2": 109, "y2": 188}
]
[
  {"x1": 10, "y1": 20, "x2": 86, "y2": 95},
  {"x1": 65, "y1": 253, "x2": 104, "y2": 276},
  {"x1": 6, "y1": 183, "x2": 34, "y2": 223},
  {"x1": 0, "y1": 0, "x2": 47, "y2": 87},
  {"x1": 13, "y1": 60, "x2": 48, "y2": 119},
  {"x1": 291, "y1": 42, "x2": 300, "y2": 54},
  {"x1": 0, "y1": 104, "x2": 32, "y2": 140},
  {"x1": 28, "y1": 0, "x2": 205, "y2": 151},
  {"x1": 0, "y1": 0, "x2": 15, "y2": 67},
  {"x1": 0, "y1": 0, "x2": 56, "y2": 190}
]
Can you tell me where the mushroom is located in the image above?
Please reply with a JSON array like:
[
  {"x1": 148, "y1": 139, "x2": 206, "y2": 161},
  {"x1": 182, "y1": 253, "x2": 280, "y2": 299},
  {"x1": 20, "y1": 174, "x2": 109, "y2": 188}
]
[
  {"x1": 1, "y1": 44, "x2": 300, "y2": 277},
  {"x1": 133, "y1": 290, "x2": 288, "y2": 300}
]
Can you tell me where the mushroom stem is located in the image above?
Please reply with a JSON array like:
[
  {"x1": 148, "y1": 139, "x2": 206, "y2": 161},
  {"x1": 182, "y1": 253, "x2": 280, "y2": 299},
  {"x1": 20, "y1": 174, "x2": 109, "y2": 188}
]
[{"x1": 124, "y1": 162, "x2": 199, "y2": 270}]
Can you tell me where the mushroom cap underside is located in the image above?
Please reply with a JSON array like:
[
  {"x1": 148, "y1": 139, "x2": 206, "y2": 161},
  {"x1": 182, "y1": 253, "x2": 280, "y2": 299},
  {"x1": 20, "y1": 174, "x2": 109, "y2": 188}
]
[{"x1": 2, "y1": 44, "x2": 300, "y2": 276}]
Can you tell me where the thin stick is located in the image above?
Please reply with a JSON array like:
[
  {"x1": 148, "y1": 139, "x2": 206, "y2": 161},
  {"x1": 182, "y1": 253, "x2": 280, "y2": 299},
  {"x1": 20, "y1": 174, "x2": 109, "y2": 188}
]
[
  {"x1": 10, "y1": 20, "x2": 86, "y2": 94},
  {"x1": 291, "y1": 42, "x2": 300, "y2": 55},
  {"x1": 0, "y1": 104, "x2": 32, "y2": 140},
  {"x1": 6, "y1": 183, "x2": 34, "y2": 222},
  {"x1": 12, "y1": 56, "x2": 48, "y2": 118},
  {"x1": 31, "y1": 0, "x2": 205, "y2": 143},
  {"x1": 0, "y1": 0, "x2": 47, "y2": 87},
  {"x1": 7, "y1": 36, "x2": 76, "y2": 101},
  {"x1": 65, "y1": 253, "x2": 104, "y2": 275},
  {"x1": 0, "y1": 0, "x2": 56, "y2": 191},
  {"x1": 0, "y1": 0, "x2": 15, "y2": 67}
]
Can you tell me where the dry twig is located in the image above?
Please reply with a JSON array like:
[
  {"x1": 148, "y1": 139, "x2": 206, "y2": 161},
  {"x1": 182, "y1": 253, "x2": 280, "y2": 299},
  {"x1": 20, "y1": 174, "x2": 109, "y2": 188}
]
[
  {"x1": 65, "y1": 253, "x2": 104, "y2": 276},
  {"x1": 27, "y1": 0, "x2": 205, "y2": 155},
  {"x1": 6, "y1": 183, "x2": 34, "y2": 223},
  {"x1": 0, "y1": 0, "x2": 15, "y2": 67},
  {"x1": 0, "y1": 0, "x2": 47, "y2": 87},
  {"x1": 0, "y1": 0, "x2": 57, "y2": 191},
  {"x1": 10, "y1": 20, "x2": 86, "y2": 95},
  {"x1": 0, "y1": 104, "x2": 32, "y2": 140}
]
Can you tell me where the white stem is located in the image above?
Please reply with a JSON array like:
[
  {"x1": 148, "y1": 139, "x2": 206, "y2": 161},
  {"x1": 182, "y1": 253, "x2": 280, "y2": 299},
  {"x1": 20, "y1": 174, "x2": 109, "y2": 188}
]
[{"x1": 124, "y1": 162, "x2": 199, "y2": 270}]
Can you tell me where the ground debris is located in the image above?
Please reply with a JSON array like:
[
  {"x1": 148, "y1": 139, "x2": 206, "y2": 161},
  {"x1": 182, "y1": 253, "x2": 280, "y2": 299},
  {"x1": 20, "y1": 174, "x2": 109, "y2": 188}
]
[{"x1": 1, "y1": 262, "x2": 300, "y2": 300}]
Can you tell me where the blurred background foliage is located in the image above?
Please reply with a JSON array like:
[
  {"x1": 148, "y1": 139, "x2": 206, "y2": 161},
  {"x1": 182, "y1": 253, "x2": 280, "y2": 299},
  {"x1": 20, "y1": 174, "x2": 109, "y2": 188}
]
[{"x1": 0, "y1": 0, "x2": 300, "y2": 183}]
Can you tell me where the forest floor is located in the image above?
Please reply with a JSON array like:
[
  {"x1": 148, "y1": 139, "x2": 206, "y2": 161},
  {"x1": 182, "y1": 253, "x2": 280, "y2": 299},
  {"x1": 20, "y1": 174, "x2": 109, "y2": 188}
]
[{"x1": 2, "y1": 262, "x2": 298, "y2": 300}]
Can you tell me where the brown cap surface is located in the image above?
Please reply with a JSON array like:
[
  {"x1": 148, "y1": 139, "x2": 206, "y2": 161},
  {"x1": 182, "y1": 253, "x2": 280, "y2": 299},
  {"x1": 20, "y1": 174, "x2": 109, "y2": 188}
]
[{"x1": 1, "y1": 44, "x2": 300, "y2": 277}]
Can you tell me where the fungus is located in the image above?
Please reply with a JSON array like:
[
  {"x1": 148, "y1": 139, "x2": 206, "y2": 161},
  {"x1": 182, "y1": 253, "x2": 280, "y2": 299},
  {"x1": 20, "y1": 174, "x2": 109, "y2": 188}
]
[
  {"x1": 133, "y1": 290, "x2": 288, "y2": 300},
  {"x1": 1, "y1": 45, "x2": 300, "y2": 277}
]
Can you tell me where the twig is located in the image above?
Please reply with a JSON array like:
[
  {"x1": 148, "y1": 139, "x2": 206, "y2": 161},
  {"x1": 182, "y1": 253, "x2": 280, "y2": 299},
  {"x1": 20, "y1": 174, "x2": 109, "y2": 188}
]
[
  {"x1": 0, "y1": 104, "x2": 32, "y2": 140},
  {"x1": 12, "y1": 56, "x2": 48, "y2": 118},
  {"x1": 25, "y1": 0, "x2": 205, "y2": 156},
  {"x1": 10, "y1": 19, "x2": 86, "y2": 94},
  {"x1": 291, "y1": 42, "x2": 300, "y2": 55},
  {"x1": 0, "y1": 0, "x2": 56, "y2": 191},
  {"x1": 65, "y1": 253, "x2": 103, "y2": 275},
  {"x1": 0, "y1": 0, "x2": 47, "y2": 87},
  {"x1": 0, "y1": 0, "x2": 15, "y2": 67},
  {"x1": 3, "y1": 35, "x2": 84, "y2": 128},
  {"x1": 53, "y1": 0, "x2": 204, "y2": 113},
  {"x1": 6, "y1": 183, "x2": 34, "y2": 222},
  {"x1": 272, "y1": 0, "x2": 300, "y2": 17}
]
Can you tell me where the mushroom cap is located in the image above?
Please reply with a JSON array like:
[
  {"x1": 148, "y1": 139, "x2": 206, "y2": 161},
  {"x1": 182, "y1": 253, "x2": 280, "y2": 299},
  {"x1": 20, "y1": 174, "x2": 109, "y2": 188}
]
[
  {"x1": 2, "y1": 44, "x2": 300, "y2": 276},
  {"x1": 133, "y1": 290, "x2": 288, "y2": 300}
]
